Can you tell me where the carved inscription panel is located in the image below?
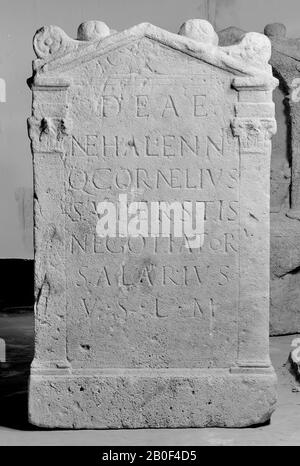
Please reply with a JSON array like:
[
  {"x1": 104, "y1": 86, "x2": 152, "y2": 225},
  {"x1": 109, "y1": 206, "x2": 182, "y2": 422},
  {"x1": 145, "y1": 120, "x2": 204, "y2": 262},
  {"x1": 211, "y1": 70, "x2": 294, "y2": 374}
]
[{"x1": 63, "y1": 39, "x2": 239, "y2": 368}]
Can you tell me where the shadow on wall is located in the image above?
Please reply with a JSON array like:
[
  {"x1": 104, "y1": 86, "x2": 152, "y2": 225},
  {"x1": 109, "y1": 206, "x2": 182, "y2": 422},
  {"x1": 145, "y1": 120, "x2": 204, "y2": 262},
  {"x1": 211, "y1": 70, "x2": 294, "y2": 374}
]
[
  {"x1": 0, "y1": 309, "x2": 35, "y2": 430},
  {"x1": 15, "y1": 187, "x2": 34, "y2": 257},
  {"x1": 0, "y1": 259, "x2": 35, "y2": 429},
  {"x1": 0, "y1": 259, "x2": 34, "y2": 312}
]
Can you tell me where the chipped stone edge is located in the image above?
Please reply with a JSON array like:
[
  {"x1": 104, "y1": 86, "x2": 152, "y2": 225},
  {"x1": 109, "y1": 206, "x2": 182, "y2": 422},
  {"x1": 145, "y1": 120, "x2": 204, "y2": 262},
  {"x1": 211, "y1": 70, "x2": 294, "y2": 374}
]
[
  {"x1": 290, "y1": 338, "x2": 300, "y2": 379},
  {"x1": 29, "y1": 368, "x2": 277, "y2": 428}
]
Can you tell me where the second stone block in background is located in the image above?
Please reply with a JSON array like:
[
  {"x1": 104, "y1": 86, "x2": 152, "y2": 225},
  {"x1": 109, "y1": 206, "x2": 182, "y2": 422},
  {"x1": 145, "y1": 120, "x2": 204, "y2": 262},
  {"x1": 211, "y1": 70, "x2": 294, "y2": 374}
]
[{"x1": 219, "y1": 23, "x2": 300, "y2": 336}]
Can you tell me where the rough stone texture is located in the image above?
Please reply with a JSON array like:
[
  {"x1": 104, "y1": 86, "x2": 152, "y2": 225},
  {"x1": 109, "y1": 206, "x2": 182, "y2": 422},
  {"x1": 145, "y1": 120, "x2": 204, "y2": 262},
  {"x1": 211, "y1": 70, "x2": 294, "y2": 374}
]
[
  {"x1": 290, "y1": 337, "x2": 300, "y2": 380},
  {"x1": 265, "y1": 24, "x2": 300, "y2": 335},
  {"x1": 30, "y1": 371, "x2": 276, "y2": 429},
  {"x1": 219, "y1": 25, "x2": 300, "y2": 336},
  {"x1": 28, "y1": 20, "x2": 277, "y2": 428},
  {"x1": 218, "y1": 27, "x2": 245, "y2": 47}
]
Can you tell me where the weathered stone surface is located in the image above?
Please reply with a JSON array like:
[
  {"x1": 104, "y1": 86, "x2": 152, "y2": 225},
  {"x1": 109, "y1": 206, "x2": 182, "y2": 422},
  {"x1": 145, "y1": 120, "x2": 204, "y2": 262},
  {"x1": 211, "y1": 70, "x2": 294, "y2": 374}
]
[
  {"x1": 178, "y1": 19, "x2": 218, "y2": 45},
  {"x1": 77, "y1": 21, "x2": 111, "y2": 41},
  {"x1": 264, "y1": 23, "x2": 300, "y2": 220},
  {"x1": 218, "y1": 27, "x2": 245, "y2": 47},
  {"x1": 218, "y1": 24, "x2": 300, "y2": 336},
  {"x1": 265, "y1": 23, "x2": 300, "y2": 335},
  {"x1": 30, "y1": 371, "x2": 276, "y2": 429},
  {"x1": 270, "y1": 215, "x2": 300, "y2": 334},
  {"x1": 28, "y1": 20, "x2": 277, "y2": 428},
  {"x1": 290, "y1": 337, "x2": 300, "y2": 381}
]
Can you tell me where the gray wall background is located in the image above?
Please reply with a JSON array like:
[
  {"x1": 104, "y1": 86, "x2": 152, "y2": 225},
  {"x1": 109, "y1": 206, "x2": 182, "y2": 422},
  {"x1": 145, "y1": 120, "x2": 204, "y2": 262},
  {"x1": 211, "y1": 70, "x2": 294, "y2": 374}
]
[{"x1": 0, "y1": 0, "x2": 299, "y2": 258}]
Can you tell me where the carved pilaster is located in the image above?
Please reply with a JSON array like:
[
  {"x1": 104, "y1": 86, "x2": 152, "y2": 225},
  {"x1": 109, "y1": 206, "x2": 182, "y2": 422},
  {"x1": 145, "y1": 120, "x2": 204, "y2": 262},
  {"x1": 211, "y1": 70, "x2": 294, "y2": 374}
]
[
  {"x1": 231, "y1": 77, "x2": 277, "y2": 368},
  {"x1": 28, "y1": 82, "x2": 71, "y2": 370}
]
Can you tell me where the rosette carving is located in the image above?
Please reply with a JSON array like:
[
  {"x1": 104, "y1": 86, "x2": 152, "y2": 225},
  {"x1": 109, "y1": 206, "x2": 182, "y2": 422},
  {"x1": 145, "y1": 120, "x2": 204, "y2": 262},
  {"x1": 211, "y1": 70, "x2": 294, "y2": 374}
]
[{"x1": 33, "y1": 25, "x2": 74, "y2": 59}]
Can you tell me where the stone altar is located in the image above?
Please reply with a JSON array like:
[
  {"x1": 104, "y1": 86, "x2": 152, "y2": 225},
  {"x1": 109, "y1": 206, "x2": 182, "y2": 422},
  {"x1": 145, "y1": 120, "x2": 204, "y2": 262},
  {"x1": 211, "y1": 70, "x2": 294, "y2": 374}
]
[{"x1": 28, "y1": 19, "x2": 277, "y2": 428}]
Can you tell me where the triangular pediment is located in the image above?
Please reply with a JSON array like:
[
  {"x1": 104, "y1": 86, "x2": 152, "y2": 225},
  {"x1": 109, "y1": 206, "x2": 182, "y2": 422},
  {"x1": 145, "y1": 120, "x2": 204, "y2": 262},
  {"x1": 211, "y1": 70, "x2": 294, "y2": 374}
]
[{"x1": 32, "y1": 21, "x2": 276, "y2": 85}]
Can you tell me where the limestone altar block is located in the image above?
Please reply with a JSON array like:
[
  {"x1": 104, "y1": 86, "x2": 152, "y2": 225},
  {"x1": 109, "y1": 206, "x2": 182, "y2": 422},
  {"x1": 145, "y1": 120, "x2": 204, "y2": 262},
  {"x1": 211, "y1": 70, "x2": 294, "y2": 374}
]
[{"x1": 28, "y1": 19, "x2": 277, "y2": 428}]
